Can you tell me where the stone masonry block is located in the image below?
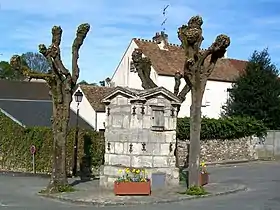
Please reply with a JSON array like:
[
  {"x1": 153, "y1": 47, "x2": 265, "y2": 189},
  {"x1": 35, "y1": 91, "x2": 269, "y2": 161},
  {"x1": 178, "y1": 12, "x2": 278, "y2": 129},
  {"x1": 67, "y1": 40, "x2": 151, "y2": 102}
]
[
  {"x1": 146, "y1": 143, "x2": 160, "y2": 155},
  {"x1": 103, "y1": 165, "x2": 122, "y2": 177},
  {"x1": 107, "y1": 177, "x2": 117, "y2": 187},
  {"x1": 165, "y1": 131, "x2": 176, "y2": 143},
  {"x1": 118, "y1": 132, "x2": 130, "y2": 142},
  {"x1": 114, "y1": 142, "x2": 124, "y2": 154},
  {"x1": 99, "y1": 175, "x2": 108, "y2": 187},
  {"x1": 160, "y1": 143, "x2": 172, "y2": 156},
  {"x1": 108, "y1": 154, "x2": 131, "y2": 166},
  {"x1": 117, "y1": 96, "x2": 128, "y2": 105},
  {"x1": 130, "y1": 143, "x2": 143, "y2": 155},
  {"x1": 142, "y1": 116, "x2": 151, "y2": 128},
  {"x1": 112, "y1": 115, "x2": 123, "y2": 128},
  {"x1": 149, "y1": 132, "x2": 165, "y2": 143},
  {"x1": 105, "y1": 141, "x2": 115, "y2": 153},
  {"x1": 120, "y1": 105, "x2": 131, "y2": 113},
  {"x1": 141, "y1": 130, "x2": 150, "y2": 142},
  {"x1": 104, "y1": 154, "x2": 109, "y2": 164},
  {"x1": 153, "y1": 156, "x2": 168, "y2": 167},
  {"x1": 130, "y1": 116, "x2": 139, "y2": 129},
  {"x1": 123, "y1": 115, "x2": 130, "y2": 129},
  {"x1": 131, "y1": 155, "x2": 153, "y2": 168},
  {"x1": 167, "y1": 156, "x2": 176, "y2": 167}
]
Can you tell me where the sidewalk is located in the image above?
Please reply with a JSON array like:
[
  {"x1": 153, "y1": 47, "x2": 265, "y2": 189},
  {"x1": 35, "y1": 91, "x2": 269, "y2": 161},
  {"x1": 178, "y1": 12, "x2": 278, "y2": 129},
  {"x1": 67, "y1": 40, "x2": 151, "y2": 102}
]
[{"x1": 41, "y1": 179, "x2": 247, "y2": 207}]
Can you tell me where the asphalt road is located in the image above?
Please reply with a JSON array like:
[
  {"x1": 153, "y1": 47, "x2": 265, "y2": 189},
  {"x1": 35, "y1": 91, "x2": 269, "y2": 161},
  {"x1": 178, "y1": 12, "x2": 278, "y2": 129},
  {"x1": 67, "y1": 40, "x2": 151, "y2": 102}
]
[{"x1": 0, "y1": 161, "x2": 279, "y2": 210}]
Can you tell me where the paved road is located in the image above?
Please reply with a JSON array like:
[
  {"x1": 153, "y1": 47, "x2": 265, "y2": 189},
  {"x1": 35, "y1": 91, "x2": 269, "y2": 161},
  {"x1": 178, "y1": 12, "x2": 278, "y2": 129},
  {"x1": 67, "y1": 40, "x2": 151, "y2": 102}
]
[{"x1": 0, "y1": 161, "x2": 279, "y2": 210}]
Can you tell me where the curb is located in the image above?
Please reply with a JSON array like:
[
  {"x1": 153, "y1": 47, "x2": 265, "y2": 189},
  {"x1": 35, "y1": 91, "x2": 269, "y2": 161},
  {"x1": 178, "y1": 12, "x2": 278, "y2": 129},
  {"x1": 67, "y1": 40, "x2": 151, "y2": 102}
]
[
  {"x1": 205, "y1": 159, "x2": 274, "y2": 167},
  {"x1": 0, "y1": 170, "x2": 51, "y2": 179},
  {"x1": 39, "y1": 184, "x2": 247, "y2": 207}
]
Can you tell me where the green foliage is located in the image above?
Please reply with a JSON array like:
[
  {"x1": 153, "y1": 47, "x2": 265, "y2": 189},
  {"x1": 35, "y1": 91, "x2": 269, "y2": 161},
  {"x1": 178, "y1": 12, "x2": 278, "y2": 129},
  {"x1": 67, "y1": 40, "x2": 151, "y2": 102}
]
[
  {"x1": 177, "y1": 116, "x2": 267, "y2": 140},
  {"x1": 185, "y1": 185, "x2": 208, "y2": 196},
  {"x1": 0, "y1": 61, "x2": 23, "y2": 80},
  {"x1": 0, "y1": 112, "x2": 104, "y2": 173},
  {"x1": 223, "y1": 48, "x2": 280, "y2": 130}
]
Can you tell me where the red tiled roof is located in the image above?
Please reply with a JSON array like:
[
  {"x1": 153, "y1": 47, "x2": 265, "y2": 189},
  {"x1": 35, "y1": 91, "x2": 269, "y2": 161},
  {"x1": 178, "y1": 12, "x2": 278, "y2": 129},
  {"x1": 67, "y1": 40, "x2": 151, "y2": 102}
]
[
  {"x1": 79, "y1": 85, "x2": 113, "y2": 112},
  {"x1": 133, "y1": 38, "x2": 248, "y2": 82}
]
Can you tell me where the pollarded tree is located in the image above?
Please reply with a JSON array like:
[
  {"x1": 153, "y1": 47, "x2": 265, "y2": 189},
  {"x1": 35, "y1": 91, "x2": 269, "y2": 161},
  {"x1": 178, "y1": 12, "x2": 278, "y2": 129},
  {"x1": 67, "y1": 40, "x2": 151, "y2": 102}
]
[
  {"x1": 132, "y1": 16, "x2": 230, "y2": 186},
  {"x1": 10, "y1": 24, "x2": 90, "y2": 193},
  {"x1": 178, "y1": 16, "x2": 230, "y2": 186},
  {"x1": 223, "y1": 48, "x2": 280, "y2": 129}
]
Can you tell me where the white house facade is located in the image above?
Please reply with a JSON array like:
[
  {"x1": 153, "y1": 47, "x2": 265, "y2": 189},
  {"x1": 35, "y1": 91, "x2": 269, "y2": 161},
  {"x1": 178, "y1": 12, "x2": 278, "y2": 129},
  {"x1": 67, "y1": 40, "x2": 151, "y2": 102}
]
[
  {"x1": 110, "y1": 32, "x2": 247, "y2": 118},
  {"x1": 70, "y1": 85, "x2": 113, "y2": 131}
]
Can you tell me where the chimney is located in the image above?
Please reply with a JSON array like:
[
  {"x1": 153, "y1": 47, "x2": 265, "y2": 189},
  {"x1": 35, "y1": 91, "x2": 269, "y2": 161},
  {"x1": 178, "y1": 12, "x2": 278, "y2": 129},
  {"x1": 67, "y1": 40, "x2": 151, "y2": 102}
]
[{"x1": 152, "y1": 31, "x2": 168, "y2": 50}]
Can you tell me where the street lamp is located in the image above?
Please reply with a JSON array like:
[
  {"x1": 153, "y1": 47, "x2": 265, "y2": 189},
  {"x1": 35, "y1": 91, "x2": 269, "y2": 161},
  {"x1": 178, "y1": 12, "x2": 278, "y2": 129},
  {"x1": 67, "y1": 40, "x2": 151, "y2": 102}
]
[{"x1": 72, "y1": 90, "x2": 83, "y2": 177}]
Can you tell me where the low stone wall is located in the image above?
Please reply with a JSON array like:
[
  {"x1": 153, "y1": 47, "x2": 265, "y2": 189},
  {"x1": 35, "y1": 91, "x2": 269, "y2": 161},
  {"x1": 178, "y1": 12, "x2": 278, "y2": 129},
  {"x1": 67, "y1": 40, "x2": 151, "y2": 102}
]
[{"x1": 177, "y1": 137, "x2": 259, "y2": 166}]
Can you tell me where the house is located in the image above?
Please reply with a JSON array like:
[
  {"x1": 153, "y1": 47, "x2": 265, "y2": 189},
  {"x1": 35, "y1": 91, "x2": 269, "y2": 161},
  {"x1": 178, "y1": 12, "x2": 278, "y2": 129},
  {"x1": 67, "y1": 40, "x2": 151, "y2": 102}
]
[
  {"x1": 109, "y1": 31, "x2": 248, "y2": 118},
  {"x1": 0, "y1": 79, "x2": 92, "y2": 129},
  {"x1": 70, "y1": 85, "x2": 113, "y2": 131}
]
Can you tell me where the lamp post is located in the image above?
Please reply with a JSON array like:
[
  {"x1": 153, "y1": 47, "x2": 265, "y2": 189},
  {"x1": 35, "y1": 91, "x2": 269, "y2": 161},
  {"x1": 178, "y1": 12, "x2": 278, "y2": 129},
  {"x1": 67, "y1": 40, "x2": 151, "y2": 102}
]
[{"x1": 72, "y1": 90, "x2": 83, "y2": 177}]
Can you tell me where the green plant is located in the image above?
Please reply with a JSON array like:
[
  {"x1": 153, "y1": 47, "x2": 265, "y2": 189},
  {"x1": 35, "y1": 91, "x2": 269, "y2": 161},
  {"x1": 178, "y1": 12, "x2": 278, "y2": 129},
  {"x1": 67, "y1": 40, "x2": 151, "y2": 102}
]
[
  {"x1": 177, "y1": 116, "x2": 267, "y2": 140},
  {"x1": 185, "y1": 185, "x2": 208, "y2": 196},
  {"x1": 116, "y1": 168, "x2": 150, "y2": 183},
  {"x1": 39, "y1": 185, "x2": 76, "y2": 194},
  {"x1": 0, "y1": 112, "x2": 104, "y2": 174}
]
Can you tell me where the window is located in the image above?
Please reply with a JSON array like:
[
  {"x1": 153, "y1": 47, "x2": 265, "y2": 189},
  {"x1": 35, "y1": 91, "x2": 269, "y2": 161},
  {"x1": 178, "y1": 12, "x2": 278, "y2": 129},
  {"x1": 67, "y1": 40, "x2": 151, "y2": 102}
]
[{"x1": 151, "y1": 106, "x2": 165, "y2": 131}]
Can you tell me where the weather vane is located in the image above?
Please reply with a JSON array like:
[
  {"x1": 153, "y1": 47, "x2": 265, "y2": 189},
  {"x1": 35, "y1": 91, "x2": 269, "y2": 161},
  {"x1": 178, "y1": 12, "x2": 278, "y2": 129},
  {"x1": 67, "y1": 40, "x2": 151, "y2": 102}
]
[{"x1": 161, "y1": 4, "x2": 169, "y2": 32}]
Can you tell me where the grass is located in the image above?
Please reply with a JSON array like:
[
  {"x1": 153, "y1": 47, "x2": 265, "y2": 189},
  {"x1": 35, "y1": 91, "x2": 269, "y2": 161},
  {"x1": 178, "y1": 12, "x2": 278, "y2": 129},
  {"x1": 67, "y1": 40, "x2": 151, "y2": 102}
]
[
  {"x1": 179, "y1": 185, "x2": 209, "y2": 196},
  {"x1": 39, "y1": 184, "x2": 76, "y2": 194}
]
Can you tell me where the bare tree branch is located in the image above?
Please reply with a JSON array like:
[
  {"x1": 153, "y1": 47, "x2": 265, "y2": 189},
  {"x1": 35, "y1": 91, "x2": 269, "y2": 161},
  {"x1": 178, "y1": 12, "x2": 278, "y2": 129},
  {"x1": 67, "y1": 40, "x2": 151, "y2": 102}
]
[
  {"x1": 39, "y1": 27, "x2": 69, "y2": 77},
  {"x1": 72, "y1": 23, "x2": 90, "y2": 84},
  {"x1": 174, "y1": 71, "x2": 182, "y2": 95},
  {"x1": 131, "y1": 49, "x2": 157, "y2": 89},
  {"x1": 10, "y1": 55, "x2": 53, "y2": 80}
]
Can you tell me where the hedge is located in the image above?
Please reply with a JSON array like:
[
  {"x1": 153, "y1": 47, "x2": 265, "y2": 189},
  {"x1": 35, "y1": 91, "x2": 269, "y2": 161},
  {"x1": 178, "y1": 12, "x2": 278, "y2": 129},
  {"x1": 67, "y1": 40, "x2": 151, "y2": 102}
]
[
  {"x1": 177, "y1": 116, "x2": 267, "y2": 140},
  {"x1": 0, "y1": 112, "x2": 104, "y2": 173}
]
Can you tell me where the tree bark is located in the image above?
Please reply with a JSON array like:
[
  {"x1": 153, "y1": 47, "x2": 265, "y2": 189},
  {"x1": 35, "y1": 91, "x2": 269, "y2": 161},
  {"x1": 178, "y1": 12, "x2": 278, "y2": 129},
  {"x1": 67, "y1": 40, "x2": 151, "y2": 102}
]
[
  {"x1": 47, "y1": 86, "x2": 72, "y2": 192},
  {"x1": 188, "y1": 78, "x2": 206, "y2": 186}
]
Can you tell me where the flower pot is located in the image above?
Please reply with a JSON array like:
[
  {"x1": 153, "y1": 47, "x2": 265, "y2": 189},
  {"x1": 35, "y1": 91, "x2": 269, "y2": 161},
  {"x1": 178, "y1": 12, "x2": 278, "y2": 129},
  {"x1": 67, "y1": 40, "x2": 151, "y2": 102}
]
[
  {"x1": 199, "y1": 173, "x2": 209, "y2": 186},
  {"x1": 114, "y1": 181, "x2": 151, "y2": 196}
]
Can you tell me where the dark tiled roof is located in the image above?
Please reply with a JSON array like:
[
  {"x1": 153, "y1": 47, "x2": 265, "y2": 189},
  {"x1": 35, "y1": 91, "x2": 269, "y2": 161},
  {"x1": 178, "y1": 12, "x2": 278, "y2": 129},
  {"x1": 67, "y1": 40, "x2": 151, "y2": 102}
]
[
  {"x1": 133, "y1": 38, "x2": 248, "y2": 82},
  {"x1": 0, "y1": 79, "x2": 51, "y2": 100},
  {"x1": 0, "y1": 100, "x2": 92, "y2": 129},
  {"x1": 79, "y1": 85, "x2": 114, "y2": 112}
]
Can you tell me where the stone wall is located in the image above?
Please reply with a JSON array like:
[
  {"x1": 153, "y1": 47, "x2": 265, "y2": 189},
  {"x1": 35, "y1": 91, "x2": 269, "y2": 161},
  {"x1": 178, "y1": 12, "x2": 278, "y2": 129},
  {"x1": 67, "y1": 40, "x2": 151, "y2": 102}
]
[{"x1": 177, "y1": 136, "x2": 259, "y2": 166}]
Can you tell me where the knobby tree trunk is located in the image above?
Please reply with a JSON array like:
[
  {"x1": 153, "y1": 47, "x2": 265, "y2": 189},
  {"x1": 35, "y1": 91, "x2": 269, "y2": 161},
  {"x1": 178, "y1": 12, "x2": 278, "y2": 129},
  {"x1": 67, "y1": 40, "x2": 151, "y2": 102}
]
[
  {"x1": 48, "y1": 88, "x2": 71, "y2": 188},
  {"x1": 177, "y1": 16, "x2": 230, "y2": 186},
  {"x1": 188, "y1": 79, "x2": 206, "y2": 186},
  {"x1": 10, "y1": 23, "x2": 90, "y2": 193}
]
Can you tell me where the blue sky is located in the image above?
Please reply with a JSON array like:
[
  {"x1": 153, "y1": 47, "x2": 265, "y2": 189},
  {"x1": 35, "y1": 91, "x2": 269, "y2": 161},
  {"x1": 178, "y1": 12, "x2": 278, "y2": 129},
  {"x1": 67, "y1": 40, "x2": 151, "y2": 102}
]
[{"x1": 1, "y1": 0, "x2": 280, "y2": 83}]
